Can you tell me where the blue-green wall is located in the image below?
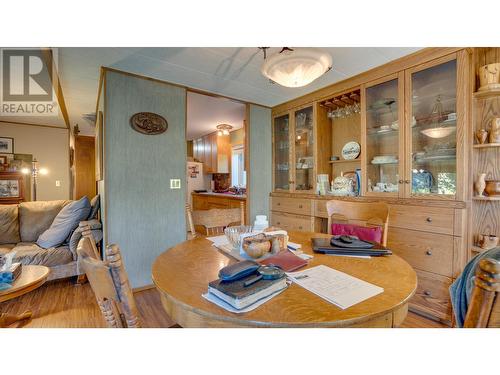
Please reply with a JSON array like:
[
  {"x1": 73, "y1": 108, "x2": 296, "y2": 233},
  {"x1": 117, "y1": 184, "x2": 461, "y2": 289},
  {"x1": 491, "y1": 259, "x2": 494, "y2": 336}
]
[
  {"x1": 248, "y1": 104, "x2": 272, "y2": 224},
  {"x1": 104, "y1": 71, "x2": 186, "y2": 288}
]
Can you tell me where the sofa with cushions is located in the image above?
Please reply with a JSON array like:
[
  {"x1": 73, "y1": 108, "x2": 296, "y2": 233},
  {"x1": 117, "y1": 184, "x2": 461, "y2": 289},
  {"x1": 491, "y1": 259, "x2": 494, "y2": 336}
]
[{"x1": 0, "y1": 196, "x2": 102, "y2": 281}]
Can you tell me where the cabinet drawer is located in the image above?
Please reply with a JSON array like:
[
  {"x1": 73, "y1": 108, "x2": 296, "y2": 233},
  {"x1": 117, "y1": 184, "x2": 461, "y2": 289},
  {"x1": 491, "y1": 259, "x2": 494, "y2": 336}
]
[
  {"x1": 313, "y1": 200, "x2": 328, "y2": 218},
  {"x1": 387, "y1": 228, "x2": 454, "y2": 277},
  {"x1": 389, "y1": 205, "x2": 454, "y2": 235},
  {"x1": 270, "y1": 212, "x2": 314, "y2": 232},
  {"x1": 271, "y1": 197, "x2": 312, "y2": 215},
  {"x1": 409, "y1": 270, "x2": 452, "y2": 323}
]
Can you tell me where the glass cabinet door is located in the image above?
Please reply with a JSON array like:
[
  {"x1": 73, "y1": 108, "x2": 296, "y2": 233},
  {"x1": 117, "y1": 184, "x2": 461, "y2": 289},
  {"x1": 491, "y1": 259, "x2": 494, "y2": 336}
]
[
  {"x1": 364, "y1": 76, "x2": 402, "y2": 196},
  {"x1": 293, "y1": 106, "x2": 314, "y2": 191},
  {"x1": 408, "y1": 59, "x2": 457, "y2": 197},
  {"x1": 274, "y1": 113, "x2": 290, "y2": 190}
]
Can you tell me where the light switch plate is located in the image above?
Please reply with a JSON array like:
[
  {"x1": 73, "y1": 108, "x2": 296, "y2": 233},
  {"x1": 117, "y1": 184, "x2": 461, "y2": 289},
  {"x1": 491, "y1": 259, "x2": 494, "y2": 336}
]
[
  {"x1": 55, "y1": 180, "x2": 61, "y2": 187},
  {"x1": 170, "y1": 179, "x2": 181, "y2": 189}
]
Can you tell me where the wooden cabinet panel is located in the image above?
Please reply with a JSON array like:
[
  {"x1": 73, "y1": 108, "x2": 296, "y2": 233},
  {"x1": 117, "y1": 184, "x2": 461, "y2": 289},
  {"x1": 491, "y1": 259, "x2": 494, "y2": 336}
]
[
  {"x1": 387, "y1": 227, "x2": 454, "y2": 277},
  {"x1": 409, "y1": 270, "x2": 453, "y2": 323},
  {"x1": 191, "y1": 194, "x2": 246, "y2": 222},
  {"x1": 389, "y1": 204, "x2": 455, "y2": 235},
  {"x1": 271, "y1": 197, "x2": 312, "y2": 216},
  {"x1": 313, "y1": 199, "x2": 328, "y2": 218},
  {"x1": 192, "y1": 194, "x2": 208, "y2": 210},
  {"x1": 270, "y1": 211, "x2": 314, "y2": 232}
]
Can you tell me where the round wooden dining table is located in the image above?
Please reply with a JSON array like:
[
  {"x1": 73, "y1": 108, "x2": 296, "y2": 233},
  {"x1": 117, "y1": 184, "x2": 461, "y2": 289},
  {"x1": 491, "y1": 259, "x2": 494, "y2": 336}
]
[{"x1": 152, "y1": 231, "x2": 417, "y2": 328}]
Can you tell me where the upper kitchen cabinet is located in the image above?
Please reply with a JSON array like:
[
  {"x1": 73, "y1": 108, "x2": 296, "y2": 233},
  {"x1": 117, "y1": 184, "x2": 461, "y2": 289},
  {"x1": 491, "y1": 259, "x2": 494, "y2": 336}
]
[
  {"x1": 362, "y1": 73, "x2": 404, "y2": 197},
  {"x1": 405, "y1": 55, "x2": 465, "y2": 200},
  {"x1": 193, "y1": 132, "x2": 231, "y2": 174}
]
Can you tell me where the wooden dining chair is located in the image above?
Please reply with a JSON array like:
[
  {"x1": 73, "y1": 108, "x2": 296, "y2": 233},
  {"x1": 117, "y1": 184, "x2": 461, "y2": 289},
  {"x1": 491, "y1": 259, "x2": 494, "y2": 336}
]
[
  {"x1": 77, "y1": 227, "x2": 141, "y2": 328},
  {"x1": 186, "y1": 202, "x2": 245, "y2": 238},
  {"x1": 463, "y1": 258, "x2": 500, "y2": 328},
  {"x1": 326, "y1": 200, "x2": 389, "y2": 246}
]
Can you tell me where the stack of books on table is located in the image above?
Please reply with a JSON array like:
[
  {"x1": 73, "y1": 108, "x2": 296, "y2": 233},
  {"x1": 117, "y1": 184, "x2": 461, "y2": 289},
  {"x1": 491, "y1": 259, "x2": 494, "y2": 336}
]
[
  {"x1": 208, "y1": 272, "x2": 287, "y2": 310},
  {"x1": 0, "y1": 262, "x2": 22, "y2": 284}
]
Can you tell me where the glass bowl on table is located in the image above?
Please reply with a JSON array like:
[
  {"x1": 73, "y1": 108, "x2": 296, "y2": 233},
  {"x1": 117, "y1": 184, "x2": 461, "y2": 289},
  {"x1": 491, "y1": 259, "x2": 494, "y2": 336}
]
[{"x1": 224, "y1": 225, "x2": 254, "y2": 251}]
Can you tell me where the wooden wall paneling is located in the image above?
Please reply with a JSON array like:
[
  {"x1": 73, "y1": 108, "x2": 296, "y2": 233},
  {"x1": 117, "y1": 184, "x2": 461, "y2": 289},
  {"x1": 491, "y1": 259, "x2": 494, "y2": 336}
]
[
  {"x1": 330, "y1": 112, "x2": 360, "y2": 179},
  {"x1": 74, "y1": 135, "x2": 96, "y2": 200}
]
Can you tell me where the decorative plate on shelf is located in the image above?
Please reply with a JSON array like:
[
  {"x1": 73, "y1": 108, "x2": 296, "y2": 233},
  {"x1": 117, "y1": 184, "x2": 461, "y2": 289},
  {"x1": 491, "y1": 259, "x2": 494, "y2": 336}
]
[{"x1": 341, "y1": 141, "x2": 361, "y2": 160}]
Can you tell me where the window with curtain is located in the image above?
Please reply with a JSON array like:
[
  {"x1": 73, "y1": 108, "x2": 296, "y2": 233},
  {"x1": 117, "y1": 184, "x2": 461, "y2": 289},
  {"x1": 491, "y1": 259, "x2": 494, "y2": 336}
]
[{"x1": 231, "y1": 145, "x2": 246, "y2": 187}]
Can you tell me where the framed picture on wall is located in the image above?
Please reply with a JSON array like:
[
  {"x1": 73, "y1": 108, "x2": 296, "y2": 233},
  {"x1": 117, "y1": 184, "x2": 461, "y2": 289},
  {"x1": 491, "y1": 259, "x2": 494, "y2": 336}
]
[
  {"x1": 0, "y1": 155, "x2": 7, "y2": 165},
  {"x1": 0, "y1": 172, "x2": 25, "y2": 204},
  {"x1": 0, "y1": 137, "x2": 14, "y2": 154}
]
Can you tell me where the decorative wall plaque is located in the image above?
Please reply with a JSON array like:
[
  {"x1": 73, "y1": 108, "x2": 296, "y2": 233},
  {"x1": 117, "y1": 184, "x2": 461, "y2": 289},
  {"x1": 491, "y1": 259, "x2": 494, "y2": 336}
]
[{"x1": 130, "y1": 112, "x2": 168, "y2": 135}]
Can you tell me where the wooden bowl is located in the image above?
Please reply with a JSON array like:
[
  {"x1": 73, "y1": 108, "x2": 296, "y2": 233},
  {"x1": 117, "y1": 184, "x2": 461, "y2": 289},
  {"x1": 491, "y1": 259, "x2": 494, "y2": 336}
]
[{"x1": 485, "y1": 180, "x2": 500, "y2": 196}]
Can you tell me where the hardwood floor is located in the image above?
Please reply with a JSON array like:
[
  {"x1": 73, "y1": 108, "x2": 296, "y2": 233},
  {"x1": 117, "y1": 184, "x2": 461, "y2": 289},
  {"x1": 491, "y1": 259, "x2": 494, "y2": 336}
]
[
  {"x1": 1, "y1": 278, "x2": 175, "y2": 328},
  {"x1": 1, "y1": 278, "x2": 446, "y2": 328}
]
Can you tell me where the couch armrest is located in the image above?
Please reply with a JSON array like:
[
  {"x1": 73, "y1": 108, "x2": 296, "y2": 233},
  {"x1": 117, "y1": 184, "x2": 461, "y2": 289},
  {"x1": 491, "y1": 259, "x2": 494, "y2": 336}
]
[{"x1": 69, "y1": 219, "x2": 102, "y2": 260}]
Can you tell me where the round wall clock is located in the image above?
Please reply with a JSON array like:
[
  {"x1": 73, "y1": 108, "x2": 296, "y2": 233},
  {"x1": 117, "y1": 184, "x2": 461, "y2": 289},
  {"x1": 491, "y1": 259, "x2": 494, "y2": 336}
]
[
  {"x1": 341, "y1": 141, "x2": 361, "y2": 160},
  {"x1": 130, "y1": 112, "x2": 168, "y2": 135}
]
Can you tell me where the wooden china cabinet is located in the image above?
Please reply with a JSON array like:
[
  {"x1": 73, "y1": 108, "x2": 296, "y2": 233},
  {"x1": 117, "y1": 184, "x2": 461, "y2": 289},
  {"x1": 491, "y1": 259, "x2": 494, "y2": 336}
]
[
  {"x1": 270, "y1": 48, "x2": 472, "y2": 325},
  {"x1": 273, "y1": 104, "x2": 330, "y2": 193}
]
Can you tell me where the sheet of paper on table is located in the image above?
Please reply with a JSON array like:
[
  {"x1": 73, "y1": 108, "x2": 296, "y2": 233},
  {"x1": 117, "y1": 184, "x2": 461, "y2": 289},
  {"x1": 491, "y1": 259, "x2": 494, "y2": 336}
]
[{"x1": 286, "y1": 265, "x2": 384, "y2": 309}]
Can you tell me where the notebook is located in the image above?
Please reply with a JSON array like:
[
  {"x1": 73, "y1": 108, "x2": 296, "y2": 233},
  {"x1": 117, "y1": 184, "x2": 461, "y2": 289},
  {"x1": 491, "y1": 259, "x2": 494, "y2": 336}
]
[
  {"x1": 208, "y1": 273, "x2": 287, "y2": 310},
  {"x1": 259, "y1": 250, "x2": 308, "y2": 272}
]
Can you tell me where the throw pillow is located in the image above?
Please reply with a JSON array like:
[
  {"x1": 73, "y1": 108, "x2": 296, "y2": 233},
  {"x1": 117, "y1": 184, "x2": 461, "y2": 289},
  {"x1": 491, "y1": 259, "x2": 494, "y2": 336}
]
[
  {"x1": 87, "y1": 194, "x2": 100, "y2": 220},
  {"x1": 331, "y1": 223, "x2": 382, "y2": 244},
  {"x1": 36, "y1": 196, "x2": 91, "y2": 249},
  {"x1": 0, "y1": 205, "x2": 20, "y2": 244}
]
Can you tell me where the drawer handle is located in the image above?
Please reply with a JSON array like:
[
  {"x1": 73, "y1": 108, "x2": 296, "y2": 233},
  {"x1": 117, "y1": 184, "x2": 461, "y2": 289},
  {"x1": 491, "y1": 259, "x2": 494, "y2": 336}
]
[
  {"x1": 398, "y1": 179, "x2": 404, "y2": 184},
  {"x1": 277, "y1": 202, "x2": 281, "y2": 206},
  {"x1": 404, "y1": 180, "x2": 410, "y2": 184},
  {"x1": 298, "y1": 226, "x2": 303, "y2": 230},
  {"x1": 298, "y1": 204, "x2": 303, "y2": 208},
  {"x1": 426, "y1": 217, "x2": 432, "y2": 223},
  {"x1": 424, "y1": 290, "x2": 432, "y2": 297},
  {"x1": 277, "y1": 221, "x2": 281, "y2": 225},
  {"x1": 425, "y1": 249, "x2": 432, "y2": 256}
]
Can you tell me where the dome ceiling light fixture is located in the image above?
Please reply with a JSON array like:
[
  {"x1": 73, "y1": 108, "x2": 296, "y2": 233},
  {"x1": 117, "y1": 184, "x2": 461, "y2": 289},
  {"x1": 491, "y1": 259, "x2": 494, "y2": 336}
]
[
  {"x1": 259, "y1": 47, "x2": 332, "y2": 88},
  {"x1": 216, "y1": 123, "x2": 233, "y2": 136}
]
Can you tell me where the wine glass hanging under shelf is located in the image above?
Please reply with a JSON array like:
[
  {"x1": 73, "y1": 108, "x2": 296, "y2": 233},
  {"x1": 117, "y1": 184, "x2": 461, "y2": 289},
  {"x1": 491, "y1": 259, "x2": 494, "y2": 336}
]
[{"x1": 320, "y1": 89, "x2": 361, "y2": 119}]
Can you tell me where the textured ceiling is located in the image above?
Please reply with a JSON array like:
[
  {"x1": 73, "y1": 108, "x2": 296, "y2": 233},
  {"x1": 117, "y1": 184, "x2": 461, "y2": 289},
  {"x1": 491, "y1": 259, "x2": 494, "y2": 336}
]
[{"x1": 1, "y1": 47, "x2": 422, "y2": 135}]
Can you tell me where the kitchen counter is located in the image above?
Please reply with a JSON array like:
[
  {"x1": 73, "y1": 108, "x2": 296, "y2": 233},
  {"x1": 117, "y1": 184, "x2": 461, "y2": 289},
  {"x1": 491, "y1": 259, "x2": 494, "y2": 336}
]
[{"x1": 192, "y1": 192, "x2": 246, "y2": 200}]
